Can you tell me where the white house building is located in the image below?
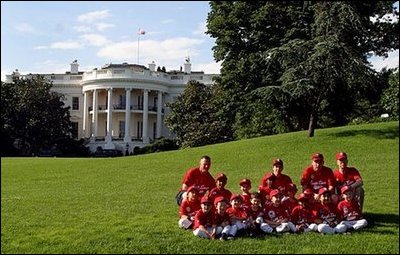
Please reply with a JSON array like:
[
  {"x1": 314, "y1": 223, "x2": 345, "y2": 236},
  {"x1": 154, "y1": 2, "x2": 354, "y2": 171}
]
[{"x1": 5, "y1": 59, "x2": 217, "y2": 153}]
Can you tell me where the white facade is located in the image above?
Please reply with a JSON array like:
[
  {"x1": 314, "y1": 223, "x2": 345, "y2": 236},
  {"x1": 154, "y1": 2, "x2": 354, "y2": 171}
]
[{"x1": 5, "y1": 60, "x2": 217, "y2": 153}]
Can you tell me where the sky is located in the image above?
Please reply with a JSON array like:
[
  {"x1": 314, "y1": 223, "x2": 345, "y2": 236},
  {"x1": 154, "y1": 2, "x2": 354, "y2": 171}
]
[{"x1": 1, "y1": 1, "x2": 399, "y2": 81}]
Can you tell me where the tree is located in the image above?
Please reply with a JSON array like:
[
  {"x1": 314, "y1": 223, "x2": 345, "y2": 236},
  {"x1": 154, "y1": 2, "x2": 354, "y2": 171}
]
[
  {"x1": 380, "y1": 68, "x2": 399, "y2": 118},
  {"x1": 206, "y1": 1, "x2": 399, "y2": 138},
  {"x1": 165, "y1": 80, "x2": 228, "y2": 148},
  {"x1": 1, "y1": 75, "x2": 73, "y2": 156}
]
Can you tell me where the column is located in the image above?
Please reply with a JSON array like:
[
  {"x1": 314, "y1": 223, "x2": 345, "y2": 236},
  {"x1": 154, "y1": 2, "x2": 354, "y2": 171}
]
[
  {"x1": 105, "y1": 88, "x2": 114, "y2": 149},
  {"x1": 90, "y1": 89, "x2": 98, "y2": 142},
  {"x1": 142, "y1": 89, "x2": 149, "y2": 143},
  {"x1": 83, "y1": 91, "x2": 89, "y2": 137},
  {"x1": 124, "y1": 88, "x2": 132, "y2": 142},
  {"x1": 156, "y1": 91, "x2": 162, "y2": 138}
]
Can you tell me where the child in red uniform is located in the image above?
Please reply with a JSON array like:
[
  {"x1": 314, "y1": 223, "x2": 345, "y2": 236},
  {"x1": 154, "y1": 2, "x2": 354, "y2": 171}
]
[
  {"x1": 291, "y1": 193, "x2": 318, "y2": 233},
  {"x1": 260, "y1": 189, "x2": 296, "y2": 234},
  {"x1": 178, "y1": 186, "x2": 201, "y2": 229},
  {"x1": 208, "y1": 173, "x2": 232, "y2": 205},
  {"x1": 239, "y1": 178, "x2": 252, "y2": 211},
  {"x1": 336, "y1": 186, "x2": 367, "y2": 232},
  {"x1": 193, "y1": 196, "x2": 218, "y2": 239},
  {"x1": 213, "y1": 196, "x2": 231, "y2": 241},
  {"x1": 226, "y1": 194, "x2": 249, "y2": 239}
]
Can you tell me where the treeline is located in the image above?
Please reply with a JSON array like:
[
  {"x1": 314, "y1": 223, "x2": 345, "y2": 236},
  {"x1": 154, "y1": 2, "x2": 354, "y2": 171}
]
[
  {"x1": 1, "y1": 76, "x2": 89, "y2": 157},
  {"x1": 166, "y1": 1, "x2": 399, "y2": 148}
]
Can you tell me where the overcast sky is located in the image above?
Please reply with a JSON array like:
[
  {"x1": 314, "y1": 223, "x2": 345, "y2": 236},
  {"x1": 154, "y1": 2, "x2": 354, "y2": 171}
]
[{"x1": 1, "y1": 1, "x2": 398, "y2": 81}]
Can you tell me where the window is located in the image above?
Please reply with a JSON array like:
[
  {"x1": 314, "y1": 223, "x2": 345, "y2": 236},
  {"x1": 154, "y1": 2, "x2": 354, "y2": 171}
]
[
  {"x1": 72, "y1": 97, "x2": 79, "y2": 110},
  {"x1": 154, "y1": 97, "x2": 158, "y2": 110},
  {"x1": 153, "y1": 122, "x2": 156, "y2": 139},
  {"x1": 138, "y1": 95, "x2": 143, "y2": 109},
  {"x1": 119, "y1": 121, "x2": 125, "y2": 138},
  {"x1": 137, "y1": 121, "x2": 143, "y2": 138},
  {"x1": 71, "y1": 122, "x2": 78, "y2": 139}
]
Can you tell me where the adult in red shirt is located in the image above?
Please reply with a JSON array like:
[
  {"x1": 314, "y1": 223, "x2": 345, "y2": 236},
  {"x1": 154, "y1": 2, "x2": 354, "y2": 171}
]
[
  {"x1": 176, "y1": 155, "x2": 216, "y2": 205},
  {"x1": 300, "y1": 153, "x2": 338, "y2": 204},
  {"x1": 333, "y1": 152, "x2": 364, "y2": 211},
  {"x1": 259, "y1": 158, "x2": 294, "y2": 197}
]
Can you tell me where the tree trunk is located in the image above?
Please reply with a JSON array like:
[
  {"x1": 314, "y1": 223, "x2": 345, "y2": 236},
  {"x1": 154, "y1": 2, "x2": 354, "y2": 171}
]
[{"x1": 308, "y1": 113, "x2": 316, "y2": 137}]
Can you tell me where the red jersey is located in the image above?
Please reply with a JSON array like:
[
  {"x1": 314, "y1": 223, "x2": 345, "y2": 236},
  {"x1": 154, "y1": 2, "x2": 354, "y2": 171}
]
[
  {"x1": 247, "y1": 206, "x2": 264, "y2": 220},
  {"x1": 258, "y1": 186, "x2": 273, "y2": 204},
  {"x1": 334, "y1": 167, "x2": 362, "y2": 191},
  {"x1": 193, "y1": 209, "x2": 216, "y2": 230},
  {"x1": 281, "y1": 198, "x2": 299, "y2": 215},
  {"x1": 274, "y1": 174, "x2": 294, "y2": 195},
  {"x1": 300, "y1": 165, "x2": 335, "y2": 193},
  {"x1": 240, "y1": 193, "x2": 252, "y2": 211},
  {"x1": 313, "y1": 203, "x2": 339, "y2": 224},
  {"x1": 179, "y1": 199, "x2": 201, "y2": 218},
  {"x1": 181, "y1": 167, "x2": 216, "y2": 197},
  {"x1": 226, "y1": 207, "x2": 247, "y2": 222},
  {"x1": 214, "y1": 211, "x2": 231, "y2": 226},
  {"x1": 263, "y1": 203, "x2": 291, "y2": 222},
  {"x1": 208, "y1": 187, "x2": 232, "y2": 203},
  {"x1": 337, "y1": 199, "x2": 363, "y2": 221},
  {"x1": 291, "y1": 205, "x2": 316, "y2": 225}
]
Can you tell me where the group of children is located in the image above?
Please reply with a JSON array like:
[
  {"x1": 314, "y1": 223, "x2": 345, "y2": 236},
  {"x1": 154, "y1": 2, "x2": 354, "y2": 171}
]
[{"x1": 177, "y1": 154, "x2": 368, "y2": 240}]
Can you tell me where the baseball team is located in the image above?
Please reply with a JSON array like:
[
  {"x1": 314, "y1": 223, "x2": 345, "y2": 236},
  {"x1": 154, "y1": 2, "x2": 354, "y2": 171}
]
[{"x1": 176, "y1": 152, "x2": 367, "y2": 240}]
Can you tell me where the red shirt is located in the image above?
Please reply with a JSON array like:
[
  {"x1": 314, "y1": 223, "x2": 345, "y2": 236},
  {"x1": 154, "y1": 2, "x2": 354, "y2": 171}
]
[
  {"x1": 281, "y1": 198, "x2": 299, "y2": 215},
  {"x1": 334, "y1": 167, "x2": 362, "y2": 191},
  {"x1": 273, "y1": 174, "x2": 294, "y2": 196},
  {"x1": 291, "y1": 205, "x2": 316, "y2": 225},
  {"x1": 208, "y1": 187, "x2": 232, "y2": 203},
  {"x1": 300, "y1": 165, "x2": 335, "y2": 193},
  {"x1": 226, "y1": 207, "x2": 247, "y2": 222},
  {"x1": 247, "y1": 206, "x2": 264, "y2": 220},
  {"x1": 214, "y1": 211, "x2": 231, "y2": 226},
  {"x1": 263, "y1": 203, "x2": 291, "y2": 222},
  {"x1": 179, "y1": 199, "x2": 201, "y2": 218},
  {"x1": 337, "y1": 199, "x2": 363, "y2": 221},
  {"x1": 181, "y1": 167, "x2": 216, "y2": 197},
  {"x1": 193, "y1": 209, "x2": 216, "y2": 230},
  {"x1": 240, "y1": 193, "x2": 252, "y2": 211},
  {"x1": 313, "y1": 203, "x2": 339, "y2": 224}
]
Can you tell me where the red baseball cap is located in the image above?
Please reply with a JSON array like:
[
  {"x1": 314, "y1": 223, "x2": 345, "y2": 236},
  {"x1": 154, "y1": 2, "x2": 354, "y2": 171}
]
[
  {"x1": 186, "y1": 186, "x2": 199, "y2": 194},
  {"x1": 298, "y1": 193, "x2": 310, "y2": 202},
  {"x1": 230, "y1": 194, "x2": 242, "y2": 201},
  {"x1": 341, "y1": 185, "x2": 352, "y2": 194},
  {"x1": 318, "y1": 187, "x2": 329, "y2": 195},
  {"x1": 216, "y1": 173, "x2": 227, "y2": 182},
  {"x1": 200, "y1": 196, "x2": 213, "y2": 204},
  {"x1": 336, "y1": 152, "x2": 348, "y2": 161},
  {"x1": 272, "y1": 158, "x2": 283, "y2": 166},
  {"x1": 214, "y1": 196, "x2": 226, "y2": 206},
  {"x1": 311, "y1": 153, "x2": 324, "y2": 161},
  {"x1": 303, "y1": 188, "x2": 314, "y2": 196},
  {"x1": 239, "y1": 178, "x2": 251, "y2": 187},
  {"x1": 269, "y1": 189, "x2": 281, "y2": 198}
]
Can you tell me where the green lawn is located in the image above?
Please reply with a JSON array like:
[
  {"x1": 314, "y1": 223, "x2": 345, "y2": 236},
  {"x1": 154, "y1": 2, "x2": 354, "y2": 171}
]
[{"x1": 1, "y1": 121, "x2": 399, "y2": 254}]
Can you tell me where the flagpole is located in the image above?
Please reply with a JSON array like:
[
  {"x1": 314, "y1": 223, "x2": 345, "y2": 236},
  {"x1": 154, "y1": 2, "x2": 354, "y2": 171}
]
[
  {"x1": 137, "y1": 28, "x2": 145, "y2": 65},
  {"x1": 137, "y1": 33, "x2": 140, "y2": 64}
]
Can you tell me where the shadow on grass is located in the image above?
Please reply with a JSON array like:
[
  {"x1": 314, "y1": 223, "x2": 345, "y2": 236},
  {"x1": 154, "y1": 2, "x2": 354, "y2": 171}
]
[
  {"x1": 363, "y1": 212, "x2": 399, "y2": 234},
  {"x1": 329, "y1": 126, "x2": 399, "y2": 139}
]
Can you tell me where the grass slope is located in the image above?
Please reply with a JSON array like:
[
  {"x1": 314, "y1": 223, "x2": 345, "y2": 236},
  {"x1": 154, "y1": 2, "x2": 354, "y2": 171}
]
[{"x1": 1, "y1": 121, "x2": 399, "y2": 254}]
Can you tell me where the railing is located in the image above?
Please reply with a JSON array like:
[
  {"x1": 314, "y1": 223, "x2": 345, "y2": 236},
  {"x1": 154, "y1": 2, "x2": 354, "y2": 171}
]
[{"x1": 88, "y1": 105, "x2": 164, "y2": 113}]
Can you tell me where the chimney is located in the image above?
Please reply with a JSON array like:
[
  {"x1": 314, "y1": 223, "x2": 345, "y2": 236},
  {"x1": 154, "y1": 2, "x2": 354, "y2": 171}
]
[
  {"x1": 71, "y1": 60, "x2": 79, "y2": 74},
  {"x1": 149, "y1": 61, "x2": 156, "y2": 72},
  {"x1": 184, "y1": 56, "x2": 191, "y2": 74}
]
